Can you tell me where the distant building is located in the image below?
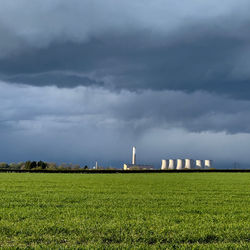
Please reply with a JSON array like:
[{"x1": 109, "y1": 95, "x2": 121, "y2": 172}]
[
  {"x1": 123, "y1": 146, "x2": 154, "y2": 170},
  {"x1": 123, "y1": 164, "x2": 154, "y2": 170}
]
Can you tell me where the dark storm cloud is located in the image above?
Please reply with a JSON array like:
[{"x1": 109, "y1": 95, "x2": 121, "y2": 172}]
[
  {"x1": 2, "y1": 71, "x2": 103, "y2": 87},
  {"x1": 0, "y1": 27, "x2": 250, "y2": 98},
  {"x1": 0, "y1": 0, "x2": 250, "y2": 98}
]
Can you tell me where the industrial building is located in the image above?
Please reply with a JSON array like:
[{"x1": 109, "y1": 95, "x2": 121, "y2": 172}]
[
  {"x1": 161, "y1": 159, "x2": 212, "y2": 170},
  {"x1": 123, "y1": 146, "x2": 154, "y2": 170},
  {"x1": 123, "y1": 164, "x2": 154, "y2": 170}
]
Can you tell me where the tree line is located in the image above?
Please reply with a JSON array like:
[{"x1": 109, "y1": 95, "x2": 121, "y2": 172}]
[{"x1": 0, "y1": 161, "x2": 89, "y2": 170}]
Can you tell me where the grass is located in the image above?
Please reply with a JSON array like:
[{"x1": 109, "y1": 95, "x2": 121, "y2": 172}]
[{"x1": 0, "y1": 173, "x2": 249, "y2": 249}]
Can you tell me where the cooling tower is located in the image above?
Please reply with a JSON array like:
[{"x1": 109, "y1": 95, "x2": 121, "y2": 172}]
[
  {"x1": 132, "y1": 146, "x2": 136, "y2": 165},
  {"x1": 161, "y1": 159, "x2": 167, "y2": 170},
  {"x1": 204, "y1": 160, "x2": 212, "y2": 169},
  {"x1": 176, "y1": 159, "x2": 183, "y2": 170},
  {"x1": 195, "y1": 160, "x2": 203, "y2": 169},
  {"x1": 168, "y1": 159, "x2": 175, "y2": 169},
  {"x1": 184, "y1": 159, "x2": 192, "y2": 169}
]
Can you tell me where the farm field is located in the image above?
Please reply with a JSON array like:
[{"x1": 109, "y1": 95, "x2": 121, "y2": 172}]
[{"x1": 0, "y1": 173, "x2": 249, "y2": 249}]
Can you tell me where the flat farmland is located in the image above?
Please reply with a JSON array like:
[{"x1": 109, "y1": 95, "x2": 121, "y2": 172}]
[{"x1": 0, "y1": 173, "x2": 249, "y2": 249}]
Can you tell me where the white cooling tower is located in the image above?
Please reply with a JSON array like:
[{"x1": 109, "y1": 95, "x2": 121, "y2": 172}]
[
  {"x1": 132, "y1": 146, "x2": 136, "y2": 165},
  {"x1": 168, "y1": 159, "x2": 175, "y2": 169},
  {"x1": 195, "y1": 160, "x2": 203, "y2": 169},
  {"x1": 161, "y1": 159, "x2": 167, "y2": 170},
  {"x1": 176, "y1": 159, "x2": 183, "y2": 170},
  {"x1": 204, "y1": 160, "x2": 212, "y2": 169},
  {"x1": 184, "y1": 159, "x2": 192, "y2": 169}
]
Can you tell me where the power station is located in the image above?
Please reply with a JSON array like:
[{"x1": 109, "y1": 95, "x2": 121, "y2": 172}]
[{"x1": 123, "y1": 146, "x2": 213, "y2": 170}]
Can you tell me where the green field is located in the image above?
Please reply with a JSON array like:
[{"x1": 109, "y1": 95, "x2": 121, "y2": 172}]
[{"x1": 0, "y1": 173, "x2": 249, "y2": 249}]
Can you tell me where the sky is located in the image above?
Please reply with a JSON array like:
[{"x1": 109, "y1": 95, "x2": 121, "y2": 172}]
[{"x1": 1, "y1": 0, "x2": 250, "y2": 168}]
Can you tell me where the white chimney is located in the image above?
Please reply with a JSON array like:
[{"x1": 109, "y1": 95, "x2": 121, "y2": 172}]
[{"x1": 132, "y1": 146, "x2": 136, "y2": 165}]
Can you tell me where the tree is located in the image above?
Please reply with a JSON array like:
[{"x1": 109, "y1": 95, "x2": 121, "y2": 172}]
[
  {"x1": 9, "y1": 163, "x2": 18, "y2": 169},
  {"x1": 37, "y1": 161, "x2": 47, "y2": 169},
  {"x1": 30, "y1": 161, "x2": 37, "y2": 169},
  {"x1": 47, "y1": 162, "x2": 57, "y2": 170},
  {"x1": 16, "y1": 162, "x2": 25, "y2": 170},
  {"x1": 72, "y1": 164, "x2": 80, "y2": 170},
  {"x1": 0, "y1": 162, "x2": 9, "y2": 169},
  {"x1": 24, "y1": 161, "x2": 32, "y2": 170}
]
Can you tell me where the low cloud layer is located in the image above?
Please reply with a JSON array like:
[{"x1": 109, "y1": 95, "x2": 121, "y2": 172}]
[
  {"x1": 2, "y1": 81, "x2": 250, "y2": 134},
  {"x1": 1, "y1": 81, "x2": 250, "y2": 167}
]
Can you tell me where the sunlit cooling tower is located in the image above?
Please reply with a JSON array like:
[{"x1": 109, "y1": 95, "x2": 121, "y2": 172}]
[
  {"x1": 176, "y1": 159, "x2": 183, "y2": 170},
  {"x1": 184, "y1": 159, "x2": 192, "y2": 169},
  {"x1": 168, "y1": 159, "x2": 175, "y2": 169},
  {"x1": 161, "y1": 159, "x2": 167, "y2": 170},
  {"x1": 204, "y1": 160, "x2": 212, "y2": 169},
  {"x1": 132, "y1": 146, "x2": 136, "y2": 165},
  {"x1": 195, "y1": 160, "x2": 203, "y2": 169}
]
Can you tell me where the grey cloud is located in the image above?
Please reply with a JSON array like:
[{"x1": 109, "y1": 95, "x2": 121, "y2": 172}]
[
  {"x1": 1, "y1": 81, "x2": 250, "y2": 166},
  {"x1": 2, "y1": 71, "x2": 103, "y2": 87},
  {"x1": 0, "y1": 0, "x2": 250, "y2": 100},
  {"x1": 1, "y1": 81, "x2": 250, "y2": 135},
  {"x1": 0, "y1": 24, "x2": 250, "y2": 99},
  {"x1": 0, "y1": 0, "x2": 247, "y2": 56}
]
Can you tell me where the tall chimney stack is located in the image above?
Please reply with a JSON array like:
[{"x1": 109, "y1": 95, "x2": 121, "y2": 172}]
[{"x1": 132, "y1": 146, "x2": 136, "y2": 165}]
